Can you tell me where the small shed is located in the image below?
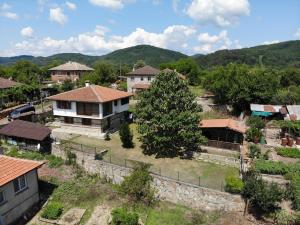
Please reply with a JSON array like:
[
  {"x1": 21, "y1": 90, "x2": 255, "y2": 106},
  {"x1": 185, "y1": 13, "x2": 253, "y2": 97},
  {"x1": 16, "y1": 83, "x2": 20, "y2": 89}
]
[
  {"x1": 250, "y1": 104, "x2": 287, "y2": 119},
  {"x1": 0, "y1": 120, "x2": 51, "y2": 152}
]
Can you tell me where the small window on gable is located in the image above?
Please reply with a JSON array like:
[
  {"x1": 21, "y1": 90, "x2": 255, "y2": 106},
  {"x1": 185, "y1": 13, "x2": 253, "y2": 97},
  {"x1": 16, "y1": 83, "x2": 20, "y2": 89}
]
[{"x1": 13, "y1": 175, "x2": 27, "y2": 193}]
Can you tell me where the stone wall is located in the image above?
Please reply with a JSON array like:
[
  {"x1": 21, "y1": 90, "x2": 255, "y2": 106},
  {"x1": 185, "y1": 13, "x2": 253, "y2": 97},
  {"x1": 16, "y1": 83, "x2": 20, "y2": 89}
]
[
  {"x1": 52, "y1": 144, "x2": 244, "y2": 212},
  {"x1": 195, "y1": 152, "x2": 240, "y2": 168}
]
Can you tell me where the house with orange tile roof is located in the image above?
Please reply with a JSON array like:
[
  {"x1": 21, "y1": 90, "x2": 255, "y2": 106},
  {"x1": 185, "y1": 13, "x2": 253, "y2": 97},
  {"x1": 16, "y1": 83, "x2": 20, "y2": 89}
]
[
  {"x1": 0, "y1": 156, "x2": 44, "y2": 225},
  {"x1": 47, "y1": 82, "x2": 133, "y2": 135},
  {"x1": 199, "y1": 119, "x2": 247, "y2": 151}
]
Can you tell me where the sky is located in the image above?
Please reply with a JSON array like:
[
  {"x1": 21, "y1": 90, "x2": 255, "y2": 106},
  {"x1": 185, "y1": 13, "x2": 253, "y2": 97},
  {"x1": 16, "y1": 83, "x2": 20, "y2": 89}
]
[{"x1": 0, "y1": 0, "x2": 299, "y2": 57}]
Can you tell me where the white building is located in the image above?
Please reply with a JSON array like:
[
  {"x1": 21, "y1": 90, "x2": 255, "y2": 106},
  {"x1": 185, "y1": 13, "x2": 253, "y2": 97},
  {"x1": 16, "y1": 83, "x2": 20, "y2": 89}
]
[{"x1": 47, "y1": 82, "x2": 133, "y2": 135}]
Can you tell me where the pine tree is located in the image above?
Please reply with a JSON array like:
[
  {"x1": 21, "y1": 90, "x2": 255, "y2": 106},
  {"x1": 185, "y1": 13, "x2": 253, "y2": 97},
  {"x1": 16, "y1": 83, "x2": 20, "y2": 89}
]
[
  {"x1": 119, "y1": 122, "x2": 134, "y2": 148},
  {"x1": 136, "y1": 71, "x2": 206, "y2": 158}
]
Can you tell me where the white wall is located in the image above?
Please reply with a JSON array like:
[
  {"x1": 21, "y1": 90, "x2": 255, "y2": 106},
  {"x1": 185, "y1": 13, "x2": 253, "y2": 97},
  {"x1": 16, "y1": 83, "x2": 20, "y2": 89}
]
[{"x1": 127, "y1": 75, "x2": 155, "y2": 92}]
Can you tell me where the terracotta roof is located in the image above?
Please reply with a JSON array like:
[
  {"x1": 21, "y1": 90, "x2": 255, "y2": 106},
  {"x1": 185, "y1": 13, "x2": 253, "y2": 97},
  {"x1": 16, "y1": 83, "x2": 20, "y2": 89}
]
[
  {"x1": 0, "y1": 77, "x2": 21, "y2": 89},
  {"x1": 49, "y1": 61, "x2": 94, "y2": 71},
  {"x1": 127, "y1": 66, "x2": 160, "y2": 76},
  {"x1": 47, "y1": 85, "x2": 133, "y2": 103},
  {"x1": 132, "y1": 83, "x2": 151, "y2": 89},
  {"x1": 0, "y1": 120, "x2": 51, "y2": 141},
  {"x1": 0, "y1": 155, "x2": 44, "y2": 186},
  {"x1": 200, "y1": 119, "x2": 247, "y2": 134}
]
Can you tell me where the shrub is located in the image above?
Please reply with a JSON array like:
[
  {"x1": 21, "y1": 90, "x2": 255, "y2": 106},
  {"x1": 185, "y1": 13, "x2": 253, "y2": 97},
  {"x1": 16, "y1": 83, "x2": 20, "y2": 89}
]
[
  {"x1": 290, "y1": 174, "x2": 300, "y2": 210},
  {"x1": 249, "y1": 144, "x2": 261, "y2": 159},
  {"x1": 225, "y1": 176, "x2": 244, "y2": 194},
  {"x1": 119, "y1": 123, "x2": 134, "y2": 148},
  {"x1": 45, "y1": 155, "x2": 64, "y2": 168},
  {"x1": 246, "y1": 116, "x2": 265, "y2": 129},
  {"x1": 275, "y1": 147, "x2": 300, "y2": 159},
  {"x1": 246, "y1": 127, "x2": 263, "y2": 142},
  {"x1": 242, "y1": 170, "x2": 284, "y2": 214},
  {"x1": 272, "y1": 210, "x2": 299, "y2": 225},
  {"x1": 119, "y1": 162, "x2": 155, "y2": 205},
  {"x1": 66, "y1": 151, "x2": 77, "y2": 165},
  {"x1": 41, "y1": 202, "x2": 63, "y2": 220},
  {"x1": 111, "y1": 208, "x2": 139, "y2": 225}
]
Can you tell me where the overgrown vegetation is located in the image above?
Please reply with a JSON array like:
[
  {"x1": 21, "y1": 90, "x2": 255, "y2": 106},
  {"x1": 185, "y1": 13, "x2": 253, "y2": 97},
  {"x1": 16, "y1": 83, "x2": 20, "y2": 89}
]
[
  {"x1": 224, "y1": 176, "x2": 244, "y2": 194},
  {"x1": 254, "y1": 159, "x2": 300, "y2": 175},
  {"x1": 275, "y1": 147, "x2": 300, "y2": 158},
  {"x1": 111, "y1": 208, "x2": 139, "y2": 225},
  {"x1": 41, "y1": 202, "x2": 64, "y2": 220},
  {"x1": 246, "y1": 117, "x2": 265, "y2": 130}
]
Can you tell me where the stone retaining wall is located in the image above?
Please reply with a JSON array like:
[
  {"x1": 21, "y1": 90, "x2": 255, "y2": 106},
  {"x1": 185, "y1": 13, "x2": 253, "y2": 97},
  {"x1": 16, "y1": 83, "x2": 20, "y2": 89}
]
[
  {"x1": 52, "y1": 144, "x2": 244, "y2": 212},
  {"x1": 195, "y1": 152, "x2": 240, "y2": 168}
]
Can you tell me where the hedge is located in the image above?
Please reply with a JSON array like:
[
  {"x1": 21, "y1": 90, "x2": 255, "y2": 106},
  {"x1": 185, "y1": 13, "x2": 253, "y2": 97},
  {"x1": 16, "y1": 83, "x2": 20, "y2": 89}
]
[{"x1": 275, "y1": 147, "x2": 300, "y2": 159}]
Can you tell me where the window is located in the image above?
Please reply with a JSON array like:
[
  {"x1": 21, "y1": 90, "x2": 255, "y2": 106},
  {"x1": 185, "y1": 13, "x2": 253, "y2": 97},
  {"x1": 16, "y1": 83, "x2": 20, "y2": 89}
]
[
  {"x1": 82, "y1": 118, "x2": 92, "y2": 126},
  {"x1": 0, "y1": 191, "x2": 5, "y2": 205},
  {"x1": 67, "y1": 72, "x2": 70, "y2": 76},
  {"x1": 141, "y1": 76, "x2": 144, "y2": 81},
  {"x1": 121, "y1": 97, "x2": 129, "y2": 105},
  {"x1": 114, "y1": 100, "x2": 118, "y2": 106},
  {"x1": 76, "y1": 103, "x2": 99, "y2": 116},
  {"x1": 131, "y1": 76, "x2": 134, "y2": 81},
  {"x1": 13, "y1": 175, "x2": 27, "y2": 193},
  {"x1": 103, "y1": 102, "x2": 113, "y2": 117},
  {"x1": 57, "y1": 101, "x2": 71, "y2": 109},
  {"x1": 148, "y1": 76, "x2": 151, "y2": 81}
]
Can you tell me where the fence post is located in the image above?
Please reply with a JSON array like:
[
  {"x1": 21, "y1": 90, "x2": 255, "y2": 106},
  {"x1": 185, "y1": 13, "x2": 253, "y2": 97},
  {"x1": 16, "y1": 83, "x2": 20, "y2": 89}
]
[
  {"x1": 177, "y1": 171, "x2": 179, "y2": 181},
  {"x1": 198, "y1": 176, "x2": 201, "y2": 186}
]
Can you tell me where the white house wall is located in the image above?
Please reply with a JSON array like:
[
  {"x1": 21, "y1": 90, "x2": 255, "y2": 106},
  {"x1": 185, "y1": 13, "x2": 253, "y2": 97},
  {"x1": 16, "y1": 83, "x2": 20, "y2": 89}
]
[{"x1": 127, "y1": 75, "x2": 155, "y2": 92}]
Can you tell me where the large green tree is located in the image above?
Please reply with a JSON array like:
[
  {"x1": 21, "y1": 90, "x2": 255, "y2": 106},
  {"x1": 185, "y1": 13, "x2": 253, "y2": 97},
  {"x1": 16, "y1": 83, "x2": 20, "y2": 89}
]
[{"x1": 136, "y1": 71, "x2": 205, "y2": 158}]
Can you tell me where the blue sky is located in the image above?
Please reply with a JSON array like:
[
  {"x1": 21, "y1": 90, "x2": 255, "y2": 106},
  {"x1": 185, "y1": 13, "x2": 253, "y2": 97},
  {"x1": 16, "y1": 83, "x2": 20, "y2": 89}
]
[{"x1": 0, "y1": 0, "x2": 299, "y2": 56}]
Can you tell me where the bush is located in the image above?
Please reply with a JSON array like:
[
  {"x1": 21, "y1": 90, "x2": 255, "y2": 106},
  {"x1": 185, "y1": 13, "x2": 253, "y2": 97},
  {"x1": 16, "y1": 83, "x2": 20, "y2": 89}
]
[
  {"x1": 111, "y1": 208, "x2": 139, "y2": 225},
  {"x1": 290, "y1": 174, "x2": 300, "y2": 210},
  {"x1": 119, "y1": 162, "x2": 155, "y2": 205},
  {"x1": 246, "y1": 127, "x2": 263, "y2": 142},
  {"x1": 41, "y1": 202, "x2": 63, "y2": 220},
  {"x1": 246, "y1": 117, "x2": 265, "y2": 129},
  {"x1": 272, "y1": 210, "x2": 299, "y2": 225},
  {"x1": 249, "y1": 144, "x2": 261, "y2": 159},
  {"x1": 119, "y1": 123, "x2": 134, "y2": 148},
  {"x1": 45, "y1": 155, "x2": 64, "y2": 168},
  {"x1": 242, "y1": 170, "x2": 284, "y2": 214},
  {"x1": 225, "y1": 176, "x2": 244, "y2": 194},
  {"x1": 276, "y1": 147, "x2": 300, "y2": 159}
]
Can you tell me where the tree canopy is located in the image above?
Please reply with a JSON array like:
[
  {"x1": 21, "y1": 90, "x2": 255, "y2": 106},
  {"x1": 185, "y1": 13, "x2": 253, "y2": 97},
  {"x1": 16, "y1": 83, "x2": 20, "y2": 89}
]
[{"x1": 136, "y1": 71, "x2": 205, "y2": 158}]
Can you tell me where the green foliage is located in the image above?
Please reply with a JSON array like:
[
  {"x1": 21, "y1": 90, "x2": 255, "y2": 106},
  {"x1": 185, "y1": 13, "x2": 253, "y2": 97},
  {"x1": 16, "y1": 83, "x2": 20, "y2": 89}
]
[
  {"x1": 246, "y1": 117, "x2": 265, "y2": 129},
  {"x1": 119, "y1": 163, "x2": 155, "y2": 205},
  {"x1": 133, "y1": 60, "x2": 146, "y2": 69},
  {"x1": 225, "y1": 176, "x2": 244, "y2": 194},
  {"x1": 45, "y1": 155, "x2": 64, "y2": 168},
  {"x1": 111, "y1": 208, "x2": 139, "y2": 225},
  {"x1": 290, "y1": 174, "x2": 300, "y2": 210},
  {"x1": 118, "y1": 81, "x2": 127, "y2": 91},
  {"x1": 60, "y1": 79, "x2": 74, "y2": 92},
  {"x1": 275, "y1": 147, "x2": 300, "y2": 158},
  {"x1": 41, "y1": 202, "x2": 63, "y2": 220},
  {"x1": 272, "y1": 87, "x2": 300, "y2": 105},
  {"x1": 66, "y1": 151, "x2": 77, "y2": 165},
  {"x1": 246, "y1": 127, "x2": 263, "y2": 142},
  {"x1": 276, "y1": 120, "x2": 300, "y2": 137},
  {"x1": 249, "y1": 144, "x2": 262, "y2": 159},
  {"x1": 254, "y1": 159, "x2": 300, "y2": 175},
  {"x1": 242, "y1": 170, "x2": 284, "y2": 214},
  {"x1": 119, "y1": 123, "x2": 134, "y2": 148},
  {"x1": 136, "y1": 71, "x2": 206, "y2": 158},
  {"x1": 272, "y1": 210, "x2": 299, "y2": 225}
]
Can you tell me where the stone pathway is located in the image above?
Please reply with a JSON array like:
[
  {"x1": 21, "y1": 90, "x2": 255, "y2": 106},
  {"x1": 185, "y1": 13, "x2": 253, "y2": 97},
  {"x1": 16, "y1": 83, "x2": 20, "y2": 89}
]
[
  {"x1": 86, "y1": 205, "x2": 111, "y2": 225},
  {"x1": 59, "y1": 208, "x2": 86, "y2": 225}
]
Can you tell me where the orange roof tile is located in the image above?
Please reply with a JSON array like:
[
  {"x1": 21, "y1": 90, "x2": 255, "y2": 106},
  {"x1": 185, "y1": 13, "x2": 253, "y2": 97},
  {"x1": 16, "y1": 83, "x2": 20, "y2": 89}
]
[
  {"x1": 200, "y1": 119, "x2": 246, "y2": 134},
  {"x1": 47, "y1": 85, "x2": 133, "y2": 103},
  {"x1": 0, "y1": 155, "x2": 44, "y2": 186}
]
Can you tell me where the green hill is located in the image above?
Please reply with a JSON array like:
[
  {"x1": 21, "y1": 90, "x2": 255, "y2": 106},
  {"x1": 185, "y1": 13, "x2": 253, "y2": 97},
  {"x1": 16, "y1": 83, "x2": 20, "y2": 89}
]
[{"x1": 194, "y1": 40, "x2": 300, "y2": 68}]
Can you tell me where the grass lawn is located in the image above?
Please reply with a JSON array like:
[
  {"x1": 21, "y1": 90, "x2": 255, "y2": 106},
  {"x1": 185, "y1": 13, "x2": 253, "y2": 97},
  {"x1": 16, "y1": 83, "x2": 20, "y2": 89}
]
[
  {"x1": 189, "y1": 85, "x2": 205, "y2": 97},
  {"x1": 70, "y1": 124, "x2": 239, "y2": 191}
]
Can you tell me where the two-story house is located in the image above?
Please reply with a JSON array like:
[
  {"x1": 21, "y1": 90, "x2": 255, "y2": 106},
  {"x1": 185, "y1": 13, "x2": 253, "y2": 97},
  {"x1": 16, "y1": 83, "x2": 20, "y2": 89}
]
[
  {"x1": 47, "y1": 82, "x2": 133, "y2": 136},
  {"x1": 49, "y1": 61, "x2": 94, "y2": 83},
  {"x1": 126, "y1": 65, "x2": 160, "y2": 93},
  {"x1": 0, "y1": 156, "x2": 44, "y2": 225}
]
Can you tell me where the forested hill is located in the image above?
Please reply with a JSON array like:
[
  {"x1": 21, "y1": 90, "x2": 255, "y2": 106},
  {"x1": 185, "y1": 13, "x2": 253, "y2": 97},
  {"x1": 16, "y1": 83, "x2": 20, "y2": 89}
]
[
  {"x1": 194, "y1": 40, "x2": 300, "y2": 69},
  {"x1": 0, "y1": 45, "x2": 187, "y2": 67}
]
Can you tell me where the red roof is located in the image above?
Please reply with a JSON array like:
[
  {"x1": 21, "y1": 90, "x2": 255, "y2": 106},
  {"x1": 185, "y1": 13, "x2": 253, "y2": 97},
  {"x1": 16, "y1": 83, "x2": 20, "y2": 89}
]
[
  {"x1": 0, "y1": 77, "x2": 21, "y2": 89},
  {"x1": 132, "y1": 83, "x2": 151, "y2": 89},
  {"x1": 47, "y1": 85, "x2": 133, "y2": 103},
  {"x1": 0, "y1": 155, "x2": 44, "y2": 186},
  {"x1": 200, "y1": 119, "x2": 246, "y2": 133},
  {"x1": 127, "y1": 66, "x2": 160, "y2": 76},
  {"x1": 0, "y1": 120, "x2": 51, "y2": 141}
]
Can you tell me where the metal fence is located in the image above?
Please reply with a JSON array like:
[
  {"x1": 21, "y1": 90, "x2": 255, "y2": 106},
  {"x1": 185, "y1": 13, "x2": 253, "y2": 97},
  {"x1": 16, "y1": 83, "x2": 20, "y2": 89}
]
[{"x1": 58, "y1": 139, "x2": 228, "y2": 192}]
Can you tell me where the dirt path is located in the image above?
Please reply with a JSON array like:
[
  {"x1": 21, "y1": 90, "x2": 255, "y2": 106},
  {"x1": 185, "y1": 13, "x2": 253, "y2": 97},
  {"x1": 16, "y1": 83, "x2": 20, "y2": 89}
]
[{"x1": 86, "y1": 205, "x2": 111, "y2": 225}]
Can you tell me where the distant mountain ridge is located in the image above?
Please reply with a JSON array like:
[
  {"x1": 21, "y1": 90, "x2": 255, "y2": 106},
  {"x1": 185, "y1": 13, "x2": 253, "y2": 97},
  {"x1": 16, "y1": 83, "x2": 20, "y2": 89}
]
[{"x1": 1, "y1": 40, "x2": 300, "y2": 68}]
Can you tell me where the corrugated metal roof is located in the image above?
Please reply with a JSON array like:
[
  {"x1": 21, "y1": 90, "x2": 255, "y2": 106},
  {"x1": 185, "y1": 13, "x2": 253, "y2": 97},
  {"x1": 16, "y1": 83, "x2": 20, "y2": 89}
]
[
  {"x1": 0, "y1": 155, "x2": 44, "y2": 186},
  {"x1": 250, "y1": 104, "x2": 282, "y2": 113},
  {"x1": 49, "y1": 61, "x2": 94, "y2": 71}
]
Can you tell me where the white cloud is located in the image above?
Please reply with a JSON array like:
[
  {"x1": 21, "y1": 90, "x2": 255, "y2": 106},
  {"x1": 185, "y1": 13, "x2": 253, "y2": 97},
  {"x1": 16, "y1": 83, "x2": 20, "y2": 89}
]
[
  {"x1": 295, "y1": 28, "x2": 300, "y2": 39},
  {"x1": 20, "y1": 27, "x2": 34, "y2": 38},
  {"x1": 1, "y1": 3, "x2": 11, "y2": 10},
  {"x1": 49, "y1": 7, "x2": 67, "y2": 25},
  {"x1": 65, "y1": 1, "x2": 76, "y2": 10},
  {"x1": 172, "y1": 0, "x2": 179, "y2": 13},
  {"x1": 263, "y1": 40, "x2": 279, "y2": 45},
  {"x1": 186, "y1": 0, "x2": 250, "y2": 27},
  {"x1": 89, "y1": 0, "x2": 124, "y2": 9},
  {"x1": 0, "y1": 11, "x2": 18, "y2": 20},
  {"x1": 194, "y1": 30, "x2": 241, "y2": 53},
  {"x1": 2, "y1": 25, "x2": 196, "y2": 56}
]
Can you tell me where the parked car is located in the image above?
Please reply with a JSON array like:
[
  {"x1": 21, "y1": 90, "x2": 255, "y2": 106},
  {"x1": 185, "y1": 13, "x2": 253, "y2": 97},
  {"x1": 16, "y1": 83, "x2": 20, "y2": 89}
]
[{"x1": 8, "y1": 104, "x2": 35, "y2": 121}]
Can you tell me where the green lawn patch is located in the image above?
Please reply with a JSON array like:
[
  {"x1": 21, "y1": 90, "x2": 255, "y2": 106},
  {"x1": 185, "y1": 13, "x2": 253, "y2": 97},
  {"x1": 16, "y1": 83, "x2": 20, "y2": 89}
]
[
  {"x1": 188, "y1": 85, "x2": 205, "y2": 97},
  {"x1": 275, "y1": 147, "x2": 300, "y2": 158}
]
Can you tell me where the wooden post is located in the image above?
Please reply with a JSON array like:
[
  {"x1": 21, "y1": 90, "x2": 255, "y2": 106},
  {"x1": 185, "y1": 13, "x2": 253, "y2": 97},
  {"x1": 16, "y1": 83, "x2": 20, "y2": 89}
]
[
  {"x1": 199, "y1": 176, "x2": 201, "y2": 186},
  {"x1": 177, "y1": 171, "x2": 179, "y2": 181},
  {"x1": 244, "y1": 199, "x2": 249, "y2": 217}
]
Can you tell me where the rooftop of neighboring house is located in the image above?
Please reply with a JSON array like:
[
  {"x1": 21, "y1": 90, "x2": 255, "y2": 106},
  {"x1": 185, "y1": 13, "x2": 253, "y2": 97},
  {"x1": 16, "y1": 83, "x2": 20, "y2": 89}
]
[
  {"x1": 0, "y1": 77, "x2": 21, "y2": 89},
  {"x1": 47, "y1": 84, "x2": 133, "y2": 103},
  {"x1": 162, "y1": 68, "x2": 186, "y2": 80},
  {"x1": 131, "y1": 83, "x2": 151, "y2": 89},
  {"x1": 48, "y1": 61, "x2": 94, "y2": 71},
  {"x1": 0, "y1": 155, "x2": 44, "y2": 186},
  {"x1": 0, "y1": 120, "x2": 51, "y2": 141},
  {"x1": 199, "y1": 118, "x2": 247, "y2": 134},
  {"x1": 127, "y1": 65, "x2": 160, "y2": 76}
]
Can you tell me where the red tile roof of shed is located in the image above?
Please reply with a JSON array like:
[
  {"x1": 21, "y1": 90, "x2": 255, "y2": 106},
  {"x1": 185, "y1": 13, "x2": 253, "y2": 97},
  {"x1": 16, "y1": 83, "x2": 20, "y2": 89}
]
[
  {"x1": 0, "y1": 155, "x2": 44, "y2": 186},
  {"x1": 200, "y1": 119, "x2": 247, "y2": 134},
  {"x1": 0, "y1": 77, "x2": 21, "y2": 89},
  {"x1": 47, "y1": 85, "x2": 133, "y2": 103}
]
